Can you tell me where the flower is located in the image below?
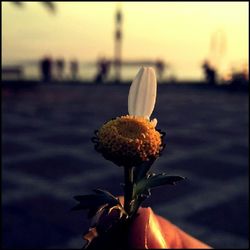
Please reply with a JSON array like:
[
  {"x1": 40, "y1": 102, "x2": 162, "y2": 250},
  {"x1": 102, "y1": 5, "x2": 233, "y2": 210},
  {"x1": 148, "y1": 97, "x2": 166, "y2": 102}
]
[
  {"x1": 92, "y1": 67, "x2": 165, "y2": 167},
  {"x1": 73, "y1": 68, "x2": 186, "y2": 250}
]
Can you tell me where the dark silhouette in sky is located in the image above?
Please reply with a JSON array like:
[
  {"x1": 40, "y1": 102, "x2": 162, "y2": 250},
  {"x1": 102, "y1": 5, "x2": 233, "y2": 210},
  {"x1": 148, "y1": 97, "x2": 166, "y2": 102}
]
[
  {"x1": 156, "y1": 59, "x2": 165, "y2": 81},
  {"x1": 202, "y1": 60, "x2": 217, "y2": 85},
  {"x1": 70, "y1": 59, "x2": 79, "y2": 80},
  {"x1": 12, "y1": 2, "x2": 56, "y2": 14},
  {"x1": 40, "y1": 56, "x2": 52, "y2": 82},
  {"x1": 95, "y1": 57, "x2": 110, "y2": 83},
  {"x1": 56, "y1": 58, "x2": 65, "y2": 81}
]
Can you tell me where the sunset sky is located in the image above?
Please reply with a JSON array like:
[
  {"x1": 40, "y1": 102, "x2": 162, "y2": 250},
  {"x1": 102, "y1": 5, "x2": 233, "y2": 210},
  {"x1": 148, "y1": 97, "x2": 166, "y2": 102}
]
[{"x1": 2, "y1": 2, "x2": 249, "y2": 79}]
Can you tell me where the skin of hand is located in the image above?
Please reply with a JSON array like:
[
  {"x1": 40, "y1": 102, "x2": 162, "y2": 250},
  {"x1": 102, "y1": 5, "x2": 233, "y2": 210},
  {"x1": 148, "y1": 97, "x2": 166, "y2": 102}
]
[
  {"x1": 128, "y1": 206, "x2": 212, "y2": 249},
  {"x1": 112, "y1": 196, "x2": 211, "y2": 249}
]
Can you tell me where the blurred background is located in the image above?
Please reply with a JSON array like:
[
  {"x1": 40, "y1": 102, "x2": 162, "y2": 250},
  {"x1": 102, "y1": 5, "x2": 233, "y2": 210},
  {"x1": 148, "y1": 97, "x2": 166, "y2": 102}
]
[{"x1": 2, "y1": 2, "x2": 249, "y2": 249}]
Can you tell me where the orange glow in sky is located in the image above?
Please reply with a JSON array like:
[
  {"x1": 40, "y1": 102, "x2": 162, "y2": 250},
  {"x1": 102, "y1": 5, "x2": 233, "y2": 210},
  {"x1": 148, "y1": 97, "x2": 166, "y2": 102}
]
[{"x1": 2, "y1": 2, "x2": 249, "y2": 80}]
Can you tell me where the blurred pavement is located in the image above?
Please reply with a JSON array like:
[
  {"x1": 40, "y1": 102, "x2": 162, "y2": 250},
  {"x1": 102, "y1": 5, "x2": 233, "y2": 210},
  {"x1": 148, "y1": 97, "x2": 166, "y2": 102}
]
[{"x1": 2, "y1": 84, "x2": 249, "y2": 249}]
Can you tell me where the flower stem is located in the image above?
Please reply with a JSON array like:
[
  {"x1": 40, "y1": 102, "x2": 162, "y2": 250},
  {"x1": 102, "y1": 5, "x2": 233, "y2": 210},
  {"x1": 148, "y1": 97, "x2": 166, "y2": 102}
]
[{"x1": 124, "y1": 166, "x2": 134, "y2": 215}]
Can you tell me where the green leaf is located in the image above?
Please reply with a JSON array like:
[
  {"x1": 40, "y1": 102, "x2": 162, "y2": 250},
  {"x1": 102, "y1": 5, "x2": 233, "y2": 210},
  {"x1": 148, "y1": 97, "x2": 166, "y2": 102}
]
[
  {"x1": 88, "y1": 204, "x2": 109, "y2": 219},
  {"x1": 71, "y1": 195, "x2": 107, "y2": 211},
  {"x1": 93, "y1": 189, "x2": 119, "y2": 203},
  {"x1": 134, "y1": 173, "x2": 185, "y2": 199},
  {"x1": 145, "y1": 173, "x2": 185, "y2": 188},
  {"x1": 72, "y1": 189, "x2": 119, "y2": 212},
  {"x1": 133, "y1": 158, "x2": 155, "y2": 183}
]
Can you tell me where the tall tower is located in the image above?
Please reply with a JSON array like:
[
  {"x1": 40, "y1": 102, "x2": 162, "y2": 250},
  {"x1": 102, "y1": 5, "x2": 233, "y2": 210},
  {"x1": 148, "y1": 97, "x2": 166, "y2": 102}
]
[
  {"x1": 209, "y1": 29, "x2": 227, "y2": 78},
  {"x1": 114, "y1": 6, "x2": 122, "y2": 83}
]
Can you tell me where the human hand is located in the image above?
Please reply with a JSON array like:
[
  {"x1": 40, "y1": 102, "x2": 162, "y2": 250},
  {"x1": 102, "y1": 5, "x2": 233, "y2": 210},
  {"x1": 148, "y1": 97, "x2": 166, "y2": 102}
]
[{"x1": 129, "y1": 206, "x2": 212, "y2": 249}]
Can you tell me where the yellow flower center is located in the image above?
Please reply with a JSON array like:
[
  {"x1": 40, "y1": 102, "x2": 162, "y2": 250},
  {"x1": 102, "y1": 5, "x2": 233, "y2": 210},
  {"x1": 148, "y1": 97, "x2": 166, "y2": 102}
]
[{"x1": 97, "y1": 115, "x2": 163, "y2": 165}]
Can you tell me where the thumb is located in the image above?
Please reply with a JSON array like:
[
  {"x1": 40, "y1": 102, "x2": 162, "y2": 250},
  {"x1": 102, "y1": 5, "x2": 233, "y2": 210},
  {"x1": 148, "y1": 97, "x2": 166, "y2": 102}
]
[
  {"x1": 129, "y1": 207, "x2": 212, "y2": 249},
  {"x1": 129, "y1": 207, "x2": 169, "y2": 249}
]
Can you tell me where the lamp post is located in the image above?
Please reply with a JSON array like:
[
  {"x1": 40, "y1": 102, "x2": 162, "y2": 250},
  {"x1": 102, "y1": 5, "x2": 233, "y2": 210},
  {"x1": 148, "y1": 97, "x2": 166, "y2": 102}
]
[{"x1": 114, "y1": 7, "x2": 122, "y2": 83}]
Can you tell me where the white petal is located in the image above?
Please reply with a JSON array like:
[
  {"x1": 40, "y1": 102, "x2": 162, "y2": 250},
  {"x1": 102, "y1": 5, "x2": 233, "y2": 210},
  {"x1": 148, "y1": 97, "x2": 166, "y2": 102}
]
[{"x1": 128, "y1": 67, "x2": 157, "y2": 119}]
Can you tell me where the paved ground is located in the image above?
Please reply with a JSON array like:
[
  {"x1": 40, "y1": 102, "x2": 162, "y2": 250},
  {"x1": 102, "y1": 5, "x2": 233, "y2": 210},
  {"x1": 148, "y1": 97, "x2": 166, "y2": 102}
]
[{"x1": 2, "y1": 83, "x2": 249, "y2": 249}]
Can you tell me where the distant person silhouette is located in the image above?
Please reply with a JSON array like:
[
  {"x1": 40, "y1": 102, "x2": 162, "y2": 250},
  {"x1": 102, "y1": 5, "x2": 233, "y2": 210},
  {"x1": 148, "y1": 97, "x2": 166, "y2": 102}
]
[
  {"x1": 95, "y1": 57, "x2": 110, "y2": 83},
  {"x1": 156, "y1": 60, "x2": 165, "y2": 81},
  {"x1": 230, "y1": 63, "x2": 249, "y2": 86},
  {"x1": 70, "y1": 59, "x2": 79, "y2": 80},
  {"x1": 202, "y1": 61, "x2": 217, "y2": 85},
  {"x1": 56, "y1": 58, "x2": 65, "y2": 81},
  {"x1": 40, "y1": 56, "x2": 52, "y2": 82},
  {"x1": 231, "y1": 71, "x2": 249, "y2": 86}
]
